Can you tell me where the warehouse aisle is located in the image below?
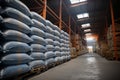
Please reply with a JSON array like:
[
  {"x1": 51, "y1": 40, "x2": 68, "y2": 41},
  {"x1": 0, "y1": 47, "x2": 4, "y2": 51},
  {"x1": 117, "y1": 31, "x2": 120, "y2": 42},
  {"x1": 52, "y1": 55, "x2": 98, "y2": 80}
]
[{"x1": 28, "y1": 53, "x2": 120, "y2": 80}]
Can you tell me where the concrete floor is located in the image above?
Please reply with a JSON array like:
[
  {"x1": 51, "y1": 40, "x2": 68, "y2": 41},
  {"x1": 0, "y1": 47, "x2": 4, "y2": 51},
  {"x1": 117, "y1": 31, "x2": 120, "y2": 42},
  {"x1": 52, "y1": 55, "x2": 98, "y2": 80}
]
[{"x1": 28, "y1": 53, "x2": 120, "y2": 80}]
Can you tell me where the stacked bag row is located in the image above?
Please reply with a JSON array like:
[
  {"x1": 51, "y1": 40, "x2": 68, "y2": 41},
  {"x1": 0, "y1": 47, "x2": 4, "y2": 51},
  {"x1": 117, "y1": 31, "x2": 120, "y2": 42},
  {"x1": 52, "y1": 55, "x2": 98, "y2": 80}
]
[
  {"x1": 60, "y1": 30, "x2": 71, "y2": 62},
  {"x1": 107, "y1": 24, "x2": 120, "y2": 59},
  {"x1": 46, "y1": 21, "x2": 62, "y2": 65},
  {"x1": 29, "y1": 12, "x2": 47, "y2": 71},
  {"x1": 0, "y1": 0, "x2": 33, "y2": 79}
]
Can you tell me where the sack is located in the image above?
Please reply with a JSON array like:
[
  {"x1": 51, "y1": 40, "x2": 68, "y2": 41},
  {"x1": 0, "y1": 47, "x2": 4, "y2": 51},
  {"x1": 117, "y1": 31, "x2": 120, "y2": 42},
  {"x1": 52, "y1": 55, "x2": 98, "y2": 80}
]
[
  {"x1": 53, "y1": 25, "x2": 60, "y2": 32},
  {"x1": 55, "y1": 57, "x2": 61, "y2": 62},
  {"x1": 59, "y1": 57, "x2": 63, "y2": 62},
  {"x1": 45, "y1": 26, "x2": 53, "y2": 34},
  {"x1": 31, "y1": 44, "x2": 46, "y2": 53},
  {"x1": 45, "y1": 51, "x2": 55, "y2": 59},
  {"x1": 1, "y1": 53, "x2": 33, "y2": 65},
  {"x1": 46, "y1": 45, "x2": 54, "y2": 51},
  {"x1": 45, "y1": 58, "x2": 55, "y2": 66},
  {"x1": 31, "y1": 12, "x2": 46, "y2": 25},
  {"x1": 29, "y1": 60, "x2": 45, "y2": 69},
  {"x1": 3, "y1": 41, "x2": 31, "y2": 53},
  {"x1": 54, "y1": 41, "x2": 60, "y2": 46},
  {"x1": 61, "y1": 52, "x2": 64, "y2": 56},
  {"x1": 46, "y1": 39, "x2": 54, "y2": 45},
  {"x1": 1, "y1": 7, "x2": 33, "y2": 25},
  {"x1": 60, "y1": 43, "x2": 64, "y2": 47},
  {"x1": 31, "y1": 35, "x2": 46, "y2": 45},
  {"x1": 0, "y1": 0, "x2": 31, "y2": 17},
  {"x1": 1, "y1": 18, "x2": 31, "y2": 34},
  {"x1": 31, "y1": 27, "x2": 45, "y2": 38},
  {"x1": 0, "y1": 31, "x2": 5, "y2": 44},
  {"x1": 54, "y1": 36, "x2": 60, "y2": 42},
  {"x1": 55, "y1": 51, "x2": 61, "y2": 57},
  {"x1": 32, "y1": 19, "x2": 46, "y2": 31},
  {"x1": 45, "y1": 33, "x2": 55, "y2": 40},
  {"x1": 54, "y1": 30, "x2": 60, "y2": 37},
  {"x1": 4, "y1": 30, "x2": 33, "y2": 43},
  {"x1": 54, "y1": 46, "x2": 60, "y2": 51},
  {"x1": 30, "y1": 52, "x2": 45, "y2": 60},
  {"x1": 0, "y1": 64, "x2": 30, "y2": 78},
  {"x1": 0, "y1": 15, "x2": 3, "y2": 22},
  {"x1": 46, "y1": 20, "x2": 52, "y2": 28}
]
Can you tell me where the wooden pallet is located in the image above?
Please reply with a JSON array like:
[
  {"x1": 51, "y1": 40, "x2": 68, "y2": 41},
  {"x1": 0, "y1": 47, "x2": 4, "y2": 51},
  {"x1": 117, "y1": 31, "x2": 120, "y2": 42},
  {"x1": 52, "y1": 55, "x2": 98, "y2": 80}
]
[{"x1": 31, "y1": 66, "x2": 45, "y2": 73}]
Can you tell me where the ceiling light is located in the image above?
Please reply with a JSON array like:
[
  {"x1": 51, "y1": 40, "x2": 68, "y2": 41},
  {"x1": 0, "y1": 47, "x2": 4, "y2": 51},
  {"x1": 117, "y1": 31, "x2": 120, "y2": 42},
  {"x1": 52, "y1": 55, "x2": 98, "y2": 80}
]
[
  {"x1": 85, "y1": 33, "x2": 92, "y2": 35},
  {"x1": 80, "y1": 0, "x2": 87, "y2": 2},
  {"x1": 84, "y1": 29, "x2": 91, "y2": 32},
  {"x1": 83, "y1": 13, "x2": 89, "y2": 17},
  {"x1": 77, "y1": 13, "x2": 89, "y2": 19},
  {"x1": 70, "y1": 0, "x2": 87, "y2": 4},
  {"x1": 77, "y1": 14, "x2": 84, "y2": 19},
  {"x1": 81, "y1": 23, "x2": 90, "y2": 28}
]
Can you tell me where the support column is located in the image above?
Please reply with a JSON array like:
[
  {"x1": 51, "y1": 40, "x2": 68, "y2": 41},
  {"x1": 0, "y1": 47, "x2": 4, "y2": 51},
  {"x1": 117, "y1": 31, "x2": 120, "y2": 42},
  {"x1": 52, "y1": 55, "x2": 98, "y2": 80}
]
[
  {"x1": 68, "y1": 16, "x2": 71, "y2": 39},
  {"x1": 42, "y1": 0, "x2": 47, "y2": 19},
  {"x1": 110, "y1": 0, "x2": 118, "y2": 60},
  {"x1": 59, "y1": 0, "x2": 62, "y2": 30},
  {"x1": 74, "y1": 25, "x2": 76, "y2": 48},
  {"x1": 105, "y1": 16, "x2": 108, "y2": 44}
]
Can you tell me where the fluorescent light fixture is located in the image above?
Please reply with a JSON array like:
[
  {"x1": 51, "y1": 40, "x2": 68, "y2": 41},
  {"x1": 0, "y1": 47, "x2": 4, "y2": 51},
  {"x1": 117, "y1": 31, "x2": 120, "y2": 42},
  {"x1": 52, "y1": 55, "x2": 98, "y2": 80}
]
[
  {"x1": 84, "y1": 29, "x2": 91, "y2": 32},
  {"x1": 77, "y1": 14, "x2": 83, "y2": 19},
  {"x1": 70, "y1": 0, "x2": 87, "y2": 4},
  {"x1": 70, "y1": 0, "x2": 79, "y2": 4},
  {"x1": 77, "y1": 13, "x2": 89, "y2": 19},
  {"x1": 80, "y1": 0, "x2": 87, "y2": 2},
  {"x1": 83, "y1": 13, "x2": 89, "y2": 17},
  {"x1": 81, "y1": 23, "x2": 90, "y2": 28}
]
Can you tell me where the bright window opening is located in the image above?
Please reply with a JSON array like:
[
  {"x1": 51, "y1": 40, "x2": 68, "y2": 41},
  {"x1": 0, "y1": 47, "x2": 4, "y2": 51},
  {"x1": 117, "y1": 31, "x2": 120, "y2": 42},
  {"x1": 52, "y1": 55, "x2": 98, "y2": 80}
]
[
  {"x1": 87, "y1": 46, "x2": 93, "y2": 53},
  {"x1": 77, "y1": 13, "x2": 89, "y2": 19},
  {"x1": 70, "y1": 0, "x2": 87, "y2": 4},
  {"x1": 84, "y1": 29, "x2": 91, "y2": 32},
  {"x1": 86, "y1": 37, "x2": 94, "y2": 41},
  {"x1": 81, "y1": 23, "x2": 90, "y2": 28}
]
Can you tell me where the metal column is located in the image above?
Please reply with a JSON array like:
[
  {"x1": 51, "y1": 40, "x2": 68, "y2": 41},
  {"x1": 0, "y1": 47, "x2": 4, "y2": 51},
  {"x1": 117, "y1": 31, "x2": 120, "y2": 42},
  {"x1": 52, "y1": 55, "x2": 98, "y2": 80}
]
[
  {"x1": 59, "y1": 0, "x2": 62, "y2": 30},
  {"x1": 68, "y1": 16, "x2": 71, "y2": 39},
  {"x1": 110, "y1": 0, "x2": 118, "y2": 60},
  {"x1": 42, "y1": 0, "x2": 47, "y2": 19}
]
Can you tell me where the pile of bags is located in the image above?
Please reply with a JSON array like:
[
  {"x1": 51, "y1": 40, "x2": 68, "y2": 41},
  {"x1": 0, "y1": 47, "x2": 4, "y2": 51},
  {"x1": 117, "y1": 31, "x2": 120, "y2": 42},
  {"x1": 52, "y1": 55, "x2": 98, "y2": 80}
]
[{"x1": 0, "y1": 0, "x2": 71, "y2": 79}]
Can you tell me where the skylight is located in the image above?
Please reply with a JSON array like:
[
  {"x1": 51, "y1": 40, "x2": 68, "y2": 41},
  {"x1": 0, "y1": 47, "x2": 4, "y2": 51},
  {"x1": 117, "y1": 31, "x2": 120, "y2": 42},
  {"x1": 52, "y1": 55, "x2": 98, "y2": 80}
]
[
  {"x1": 84, "y1": 29, "x2": 91, "y2": 32},
  {"x1": 81, "y1": 23, "x2": 90, "y2": 28},
  {"x1": 70, "y1": 0, "x2": 87, "y2": 4},
  {"x1": 85, "y1": 33, "x2": 92, "y2": 36},
  {"x1": 77, "y1": 13, "x2": 89, "y2": 19}
]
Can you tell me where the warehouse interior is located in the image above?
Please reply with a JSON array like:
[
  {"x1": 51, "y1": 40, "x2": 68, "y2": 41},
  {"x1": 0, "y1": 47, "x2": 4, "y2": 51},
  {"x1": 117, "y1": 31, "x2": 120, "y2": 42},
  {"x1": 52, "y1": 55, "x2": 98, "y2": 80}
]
[{"x1": 0, "y1": 0, "x2": 120, "y2": 80}]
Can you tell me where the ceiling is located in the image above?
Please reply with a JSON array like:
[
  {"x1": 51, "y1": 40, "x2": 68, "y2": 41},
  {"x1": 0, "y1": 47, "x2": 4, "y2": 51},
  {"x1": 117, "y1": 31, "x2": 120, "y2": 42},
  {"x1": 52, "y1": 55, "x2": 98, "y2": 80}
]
[{"x1": 21, "y1": 0, "x2": 120, "y2": 38}]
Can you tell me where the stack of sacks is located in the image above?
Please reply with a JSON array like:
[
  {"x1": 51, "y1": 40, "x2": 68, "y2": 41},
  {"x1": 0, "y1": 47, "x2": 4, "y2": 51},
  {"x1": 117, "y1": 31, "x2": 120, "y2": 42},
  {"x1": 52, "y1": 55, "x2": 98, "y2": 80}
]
[
  {"x1": 0, "y1": 0, "x2": 33, "y2": 79},
  {"x1": 30, "y1": 12, "x2": 47, "y2": 70},
  {"x1": 64, "y1": 32, "x2": 71, "y2": 61},
  {"x1": 52, "y1": 25, "x2": 61, "y2": 64},
  {"x1": 60, "y1": 30, "x2": 65, "y2": 62},
  {"x1": 60, "y1": 30, "x2": 71, "y2": 62},
  {"x1": 45, "y1": 20, "x2": 56, "y2": 67}
]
